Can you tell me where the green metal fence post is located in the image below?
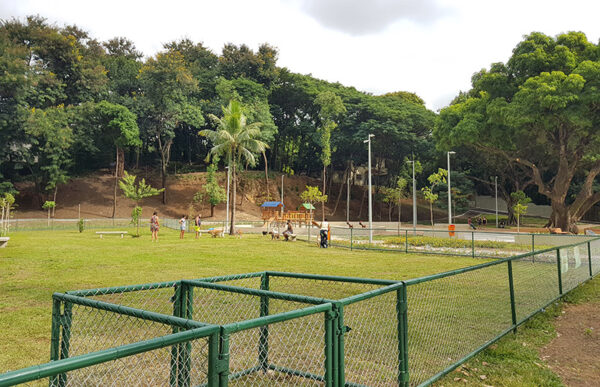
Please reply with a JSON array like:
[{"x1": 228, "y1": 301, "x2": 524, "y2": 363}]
[
  {"x1": 50, "y1": 299, "x2": 62, "y2": 361},
  {"x1": 557, "y1": 249, "x2": 563, "y2": 295},
  {"x1": 57, "y1": 302, "x2": 73, "y2": 387},
  {"x1": 207, "y1": 332, "x2": 220, "y2": 387},
  {"x1": 471, "y1": 232, "x2": 475, "y2": 258},
  {"x1": 324, "y1": 309, "x2": 334, "y2": 387},
  {"x1": 218, "y1": 333, "x2": 231, "y2": 386},
  {"x1": 170, "y1": 285, "x2": 182, "y2": 387},
  {"x1": 49, "y1": 299, "x2": 62, "y2": 387},
  {"x1": 507, "y1": 260, "x2": 517, "y2": 333},
  {"x1": 396, "y1": 285, "x2": 409, "y2": 387},
  {"x1": 334, "y1": 302, "x2": 345, "y2": 387},
  {"x1": 405, "y1": 229, "x2": 408, "y2": 253},
  {"x1": 588, "y1": 241, "x2": 593, "y2": 278},
  {"x1": 178, "y1": 283, "x2": 193, "y2": 387},
  {"x1": 259, "y1": 273, "x2": 270, "y2": 372},
  {"x1": 532, "y1": 234, "x2": 535, "y2": 253}
]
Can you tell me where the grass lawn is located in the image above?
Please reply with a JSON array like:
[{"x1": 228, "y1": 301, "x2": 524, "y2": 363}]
[
  {"x1": 0, "y1": 227, "x2": 482, "y2": 373},
  {"x1": 436, "y1": 275, "x2": 600, "y2": 387},
  {"x1": 1, "y1": 228, "x2": 597, "y2": 387}
]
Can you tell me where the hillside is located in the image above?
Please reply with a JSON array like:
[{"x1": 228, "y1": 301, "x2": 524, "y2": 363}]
[{"x1": 12, "y1": 170, "x2": 441, "y2": 222}]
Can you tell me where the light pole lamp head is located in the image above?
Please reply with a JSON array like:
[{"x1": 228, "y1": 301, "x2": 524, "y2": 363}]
[{"x1": 448, "y1": 151, "x2": 456, "y2": 155}]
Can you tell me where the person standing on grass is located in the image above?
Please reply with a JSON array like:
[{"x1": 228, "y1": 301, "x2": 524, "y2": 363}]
[
  {"x1": 179, "y1": 215, "x2": 188, "y2": 239},
  {"x1": 195, "y1": 214, "x2": 202, "y2": 239},
  {"x1": 312, "y1": 218, "x2": 330, "y2": 248},
  {"x1": 151, "y1": 211, "x2": 160, "y2": 242}
]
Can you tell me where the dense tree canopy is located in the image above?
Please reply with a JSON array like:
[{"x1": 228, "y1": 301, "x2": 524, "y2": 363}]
[
  {"x1": 436, "y1": 31, "x2": 600, "y2": 232},
  {"x1": 0, "y1": 16, "x2": 437, "y2": 209}
]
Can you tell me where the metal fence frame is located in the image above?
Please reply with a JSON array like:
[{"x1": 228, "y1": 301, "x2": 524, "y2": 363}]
[{"x1": 1, "y1": 237, "x2": 599, "y2": 386}]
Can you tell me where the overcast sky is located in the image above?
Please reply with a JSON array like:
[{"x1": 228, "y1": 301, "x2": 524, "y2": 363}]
[{"x1": 2, "y1": 0, "x2": 599, "y2": 110}]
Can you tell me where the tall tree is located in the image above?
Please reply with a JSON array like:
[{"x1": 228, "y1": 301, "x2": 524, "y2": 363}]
[
  {"x1": 138, "y1": 51, "x2": 204, "y2": 203},
  {"x1": 200, "y1": 100, "x2": 267, "y2": 234},
  {"x1": 436, "y1": 32, "x2": 600, "y2": 233},
  {"x1": 314, "y1": 91, "x2": 346, "y2": 221},
  {"x1": 22, "y1": 106, "x2": 73, "y2": 205}
]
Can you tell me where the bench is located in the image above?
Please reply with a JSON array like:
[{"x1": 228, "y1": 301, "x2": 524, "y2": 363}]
[
  {"x1": 96, "y1": 231, "x2": 128, "y2": 239},
  {"x1": 208, "y1": 229, "x2": 224, "y2": 238},
  {"x1": 0, "y1": 237, "x2": 9, "y2": 248}
]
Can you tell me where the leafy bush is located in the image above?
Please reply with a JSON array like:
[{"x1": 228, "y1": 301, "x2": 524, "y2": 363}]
[{"x1": 77, "y1": 218, "x2": 85, "y2": 233}]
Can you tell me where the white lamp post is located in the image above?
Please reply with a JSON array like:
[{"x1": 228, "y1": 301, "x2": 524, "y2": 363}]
[
  {"x1": 495, "y1": 176, "x2": 498, "y2": 228},
  {"x1": 447, "y1": 151, "x2": 456, "y2": 224},
  {"x1": 364, "y1": 134, "x2": 374, "y2": 243},
  {"x1": 281, "y1": 174, "x2": 284, "y2": 218},
  {"x1": 225, "y1": 166, "x2": 230, "y2": 234},
  {"x1": 407, "y1": 158, "x2": 417, "y2": 232}
]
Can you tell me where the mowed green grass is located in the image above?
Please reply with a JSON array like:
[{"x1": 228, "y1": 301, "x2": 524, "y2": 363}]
[{"x1": 0, "y1": 227, "x2": 483, "y2": 373}]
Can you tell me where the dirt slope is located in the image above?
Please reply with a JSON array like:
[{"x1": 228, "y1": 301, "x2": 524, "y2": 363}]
[{"x1": 12, "y1": 170, "x2": 436, "y2": 221}]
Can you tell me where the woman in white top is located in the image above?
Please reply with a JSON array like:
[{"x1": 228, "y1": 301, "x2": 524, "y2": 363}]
[{"x1": 179, "y1": 215, "x2": 188, "y2": 239}]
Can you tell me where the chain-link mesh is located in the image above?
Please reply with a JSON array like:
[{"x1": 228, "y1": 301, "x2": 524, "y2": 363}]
[
  {"x1": 66, "y1": 303, "x2": 177, "y2": 356},
  {"x1": 406, "y1": 263, "x2": 512, "y2": 386},
  {"x1": 228, "y1": 312, "x2": 326, "y2": 386},
  {"x1": 267, "y1": 274, "x2": 384, "y2": 300},
  {"x1": 209, "y1": 274, "x2": 263, "y2": 289},
  {"x1": 326, "y1": 227, "x2": 559, "y2": 258},
  {"x1": 343, "y1": 291, "x2": 399, "y2": 386},
  {"x1": 591, "y1": 239, "x2": 600, "y2": 275},
  {"x1": 86, "y1": 285, "x2": 179, "y2": 316},
  {"x1": 190, "y1": 286, "x2": 314, "y2": 325},
  {"x1": 510, "y1": 250, "x2": 559, "y2": 322},
  {"x1": 560, "y1": 245, "x2": 591, "y2": 292},
  {"x1": 13, "y1": 336, "x2": 209, "y2": 387}
]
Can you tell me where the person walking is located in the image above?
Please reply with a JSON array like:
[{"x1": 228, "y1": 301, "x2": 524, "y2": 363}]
[
  {"x1": 195, "y1": 214, "x2": 202, "y2": 239},
  {"x1": 150, "y1": 211, "x2": 160, "y2": 242},
  {"x1": 179, "y1": 215, "x2": 188, "y2": 239},
  {"x1": 319, "y1": 218, "x2": 330, "y2": 248}
]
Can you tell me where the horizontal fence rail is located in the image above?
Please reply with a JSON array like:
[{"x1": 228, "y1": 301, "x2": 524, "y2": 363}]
[{"x1": 1, "y1": 236, "x2": 599, "y2": 386}]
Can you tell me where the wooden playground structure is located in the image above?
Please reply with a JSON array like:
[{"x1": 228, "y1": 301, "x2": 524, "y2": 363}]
[{"x1": 261, "y1": 202, "x2": 315, "y2": 227}]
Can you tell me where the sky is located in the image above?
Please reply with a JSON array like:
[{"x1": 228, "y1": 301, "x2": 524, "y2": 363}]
[{"x1": 1, "y1": 0, "x2": 599, "y2": 110}]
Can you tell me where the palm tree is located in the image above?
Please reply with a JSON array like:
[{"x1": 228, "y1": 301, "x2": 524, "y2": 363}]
[{"x1": 200, "y1": 100, "x2": 267, "y2": 235}]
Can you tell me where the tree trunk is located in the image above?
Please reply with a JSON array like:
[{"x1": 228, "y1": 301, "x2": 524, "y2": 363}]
[
  {"x1": 158, "y1": 137, "x2": 172, "y2": 205},
  {"x1": 398, "y1": 198, "x2": 402, "y2": 233},
  {"x1": 117, "y1": 147, "x2": 125, "y2": 177},
  {"x1": 430, "y1": 202, "x2": 434, "y2": 227},
  {"x1": 52, "y1": 186, "x2": 57, "y2": 217},
  {"x1": 358, "y1": 187, "x2": 366, "y2": 219},
  {"x1": 230, "y1": 161, "x2": 237, "y2": 235},
  {"x1": 388, "y1": 203, "x2": 392, "y2": 222},
  {"x1": 262, "y1": 152, "x2": 269, "y2": 200},
  {"x1": 112, "y1": 145, "x2": 119, "y2": 218},
  {"x1": 211, "y1": 204, "x2": 214, "y2": 218},
  {"x1": 322, "y1": 165, "x2": 326, "y2": 222},
  {"x1": 331, "y1": 167, "x2": 348, "y2": 216}
]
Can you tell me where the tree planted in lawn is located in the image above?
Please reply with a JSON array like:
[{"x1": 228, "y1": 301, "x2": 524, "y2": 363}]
[
  {"x1": 422, "y1": 169, "x2": 447, "y2": 227},
  {"x1": 119, "y1": 171, "x2": 164, "y2": 236},
  {"x1": 200, "y1": 100, "x2": 267, "y2": 235},
  {"x1": 511, "y1": 191, "x2": 531, "y2": 233}
]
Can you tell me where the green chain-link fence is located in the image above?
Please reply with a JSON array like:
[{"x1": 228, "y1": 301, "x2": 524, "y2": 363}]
[{"x1": 1, "y1": 237, "x2": 599, "y2": 387}]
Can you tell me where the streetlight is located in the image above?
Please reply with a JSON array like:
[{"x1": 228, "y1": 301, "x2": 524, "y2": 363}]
[
  {"x1": 495, "y1": 176, "x2": 498, "y2": 228},
  {"x1": 364, "y1": 134, "x2": 374, "y2": 244},
  {"x1": 346, "y1": 173, "x2": 351, "y2": 223},
  {"x1": 407, "y1": 158, "x2": 417, "y2": 232},
  {"x1": 447, "y1": 151, "x2": 456, "y2": 224},
  {"x1": 225, "y1": 166, "x2": 230, "y2": 234}
]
